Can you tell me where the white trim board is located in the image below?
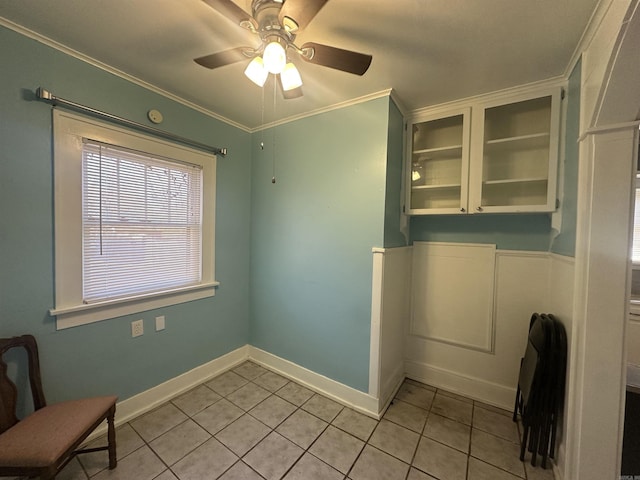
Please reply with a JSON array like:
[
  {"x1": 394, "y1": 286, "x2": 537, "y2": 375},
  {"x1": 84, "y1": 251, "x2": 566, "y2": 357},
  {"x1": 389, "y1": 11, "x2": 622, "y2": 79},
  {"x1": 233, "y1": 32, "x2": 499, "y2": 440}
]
[
  {"x1": 248, "y1": 346, "x2": 381, "y2": 418},
  {"x1": 405, "y1": 359, "x2": 516, "y2": 410},
  {"x1": 86, "y1": 345, "x2": 250, "y2": 442},
  {"x1": 86, "y1": 344, "x2": 384, "y2": 444}
]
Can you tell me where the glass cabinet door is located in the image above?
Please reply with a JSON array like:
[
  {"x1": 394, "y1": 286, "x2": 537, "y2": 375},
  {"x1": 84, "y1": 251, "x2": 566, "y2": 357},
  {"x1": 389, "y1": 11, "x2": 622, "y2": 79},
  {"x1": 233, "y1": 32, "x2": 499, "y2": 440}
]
[
  {"x1": 406, "y1": 108, "x2": 470, "y2": 214},
  {"x1": 469, "y1": 89, "x2": 560, "y2": 213}
]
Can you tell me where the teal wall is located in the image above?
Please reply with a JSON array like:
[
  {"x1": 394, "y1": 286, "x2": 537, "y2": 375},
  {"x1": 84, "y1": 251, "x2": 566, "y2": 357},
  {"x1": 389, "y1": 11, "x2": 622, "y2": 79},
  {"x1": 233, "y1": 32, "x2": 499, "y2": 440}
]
[
  {"x1": 410, "y1": 214, "x2": 553, "y2": 250},
  {"x1": 0, "y1": 26, "x2": 252, "y2": 403},
  {"x1": 551, "y1": 58, "x2": 581, "y2": 257},
  {"x1": 384, "y1": 99, "x2": 408, "y2": 248},
  {"x1": 249, "y1": 97, "x2": 391, "y2": 391},
  {"x1": 1, "y1": 21, "x2": 580, "y2": 404}
]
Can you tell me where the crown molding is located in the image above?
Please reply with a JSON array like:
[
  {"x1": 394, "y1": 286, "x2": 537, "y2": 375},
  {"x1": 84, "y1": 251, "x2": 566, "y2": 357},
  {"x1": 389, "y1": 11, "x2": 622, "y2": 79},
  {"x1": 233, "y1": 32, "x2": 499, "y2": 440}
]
[
  {"x1": 407, "y1": 76, "x2": 567, "y2": 119},
  {"x1": 563, "y1": 0, "x2": 621, "y2": 78},
  {"x1": 250, "y1": 89, "x2": 393, "y2": 132},
  {"x1": 0, "y1": 18, "x2": 251, "y2": 133}
]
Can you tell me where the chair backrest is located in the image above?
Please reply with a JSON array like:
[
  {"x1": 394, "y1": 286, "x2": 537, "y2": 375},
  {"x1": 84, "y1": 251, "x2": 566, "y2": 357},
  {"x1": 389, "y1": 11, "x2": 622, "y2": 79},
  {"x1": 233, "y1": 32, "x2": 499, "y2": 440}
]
[
  {"x1": 519, "y1": 338, "x2": 540, "y2": 405},
  {"x1": 0, "y1": 335, "x2": 47, "y2": 435},
  {"x1": 519, "y1": 313, "x2": 552, "y2": 410},
  {"x1": 544, "y1": 313, "x2": 568, "y2": 407}
]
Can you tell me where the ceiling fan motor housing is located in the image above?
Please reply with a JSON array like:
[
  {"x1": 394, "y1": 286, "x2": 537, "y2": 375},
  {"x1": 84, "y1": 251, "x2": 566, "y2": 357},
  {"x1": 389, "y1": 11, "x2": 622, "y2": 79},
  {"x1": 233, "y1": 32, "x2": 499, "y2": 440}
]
[{"x1": 253, "y1": 0, "x2": 296, "y2": 38}]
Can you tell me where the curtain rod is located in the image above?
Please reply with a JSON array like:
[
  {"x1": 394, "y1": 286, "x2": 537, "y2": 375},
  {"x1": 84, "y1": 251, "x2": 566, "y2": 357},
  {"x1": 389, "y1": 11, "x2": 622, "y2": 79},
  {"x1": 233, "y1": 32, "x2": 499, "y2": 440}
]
[{"x1": 36, "y1": 87, "x2": 227, "y2": 157}]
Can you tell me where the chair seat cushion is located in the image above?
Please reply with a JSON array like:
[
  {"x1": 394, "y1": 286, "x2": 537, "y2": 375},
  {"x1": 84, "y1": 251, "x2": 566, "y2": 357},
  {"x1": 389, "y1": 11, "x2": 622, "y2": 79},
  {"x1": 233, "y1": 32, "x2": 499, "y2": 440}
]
[{"x1": 0, "y1": 396, "x2": 117, "y2": 468}]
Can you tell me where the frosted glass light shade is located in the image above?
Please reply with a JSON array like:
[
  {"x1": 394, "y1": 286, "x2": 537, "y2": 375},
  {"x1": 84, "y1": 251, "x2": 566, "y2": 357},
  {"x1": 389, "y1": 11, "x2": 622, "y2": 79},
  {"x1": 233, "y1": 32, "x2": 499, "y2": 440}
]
[
  {"x1": 263, "y1": 41, "x2": 286, "y2": 74},
  {"x1": 280, "y1": 62, "x2": 302, "y2": 91},
  {"x1": 244, "y1": 57, "x2": 268, "y2": 87}
]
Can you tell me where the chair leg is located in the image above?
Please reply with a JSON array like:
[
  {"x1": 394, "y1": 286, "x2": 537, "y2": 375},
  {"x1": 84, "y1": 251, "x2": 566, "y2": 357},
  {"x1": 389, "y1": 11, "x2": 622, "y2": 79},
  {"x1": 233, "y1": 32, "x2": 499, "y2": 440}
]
[
  {"x1": 520, "y1": 422, "x2": 529, "y2": 461},
  {"x1": 513, "y1": 386, "x2": 521, "y2": 422},
  {"x1": 107, "y1": 406, "x2": 117, "y2": 470},
  {"x1": 549, "y1": 412, "x2": 558, "y2": 459}
]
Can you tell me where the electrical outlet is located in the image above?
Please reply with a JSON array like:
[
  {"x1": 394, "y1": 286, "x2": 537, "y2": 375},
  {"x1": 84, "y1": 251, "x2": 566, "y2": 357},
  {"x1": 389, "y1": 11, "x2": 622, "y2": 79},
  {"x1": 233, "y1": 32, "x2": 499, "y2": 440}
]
[
  {"x1": 131, "y1": 319, "x2": 144, "y2": 337},
  {"x1": 155, "y1": 315, "x2": 165, "y2": 331}
]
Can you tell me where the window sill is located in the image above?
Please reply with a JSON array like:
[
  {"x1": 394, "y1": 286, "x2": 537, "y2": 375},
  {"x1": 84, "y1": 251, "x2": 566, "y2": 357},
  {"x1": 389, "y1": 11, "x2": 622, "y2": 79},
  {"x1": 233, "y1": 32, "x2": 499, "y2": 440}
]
[{"x1": 51, "y1": 282, "x2": 220, "y2": 329}]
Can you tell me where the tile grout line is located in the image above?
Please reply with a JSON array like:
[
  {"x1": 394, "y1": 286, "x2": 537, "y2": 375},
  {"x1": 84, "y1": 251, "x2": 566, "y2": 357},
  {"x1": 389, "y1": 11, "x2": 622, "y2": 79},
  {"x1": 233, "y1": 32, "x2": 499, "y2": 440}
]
[{"x1": 215, "y1": 368, "x2": 341, "y2": 480}]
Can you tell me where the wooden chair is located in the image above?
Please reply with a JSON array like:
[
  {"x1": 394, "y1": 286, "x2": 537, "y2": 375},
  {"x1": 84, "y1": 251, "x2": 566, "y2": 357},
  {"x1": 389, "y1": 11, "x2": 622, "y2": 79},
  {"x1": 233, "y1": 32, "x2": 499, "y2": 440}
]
[{"x1": 0, "y1": 334, "x2": 117, "y2": 479}]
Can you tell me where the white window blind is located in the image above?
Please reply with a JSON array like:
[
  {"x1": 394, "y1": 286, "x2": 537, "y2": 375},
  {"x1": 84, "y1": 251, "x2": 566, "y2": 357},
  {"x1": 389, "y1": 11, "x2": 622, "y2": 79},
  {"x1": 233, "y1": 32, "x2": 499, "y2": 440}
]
[{"x1": 82, "y1": 140, "x2": 203, "y2": 303}]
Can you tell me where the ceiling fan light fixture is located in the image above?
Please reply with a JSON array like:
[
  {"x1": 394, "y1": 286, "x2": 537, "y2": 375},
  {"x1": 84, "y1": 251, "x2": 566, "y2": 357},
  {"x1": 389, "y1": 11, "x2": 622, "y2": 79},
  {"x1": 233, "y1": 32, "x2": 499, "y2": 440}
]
[
  {"x1": 280, "y1": 62, "x2": 303, "y2": 91},
  {"x1": 263, "y1": 40, "x2": 287, "y2": 74},
  {"x1": 244, "y1": 56, "x2": 268, "y2": 86}
]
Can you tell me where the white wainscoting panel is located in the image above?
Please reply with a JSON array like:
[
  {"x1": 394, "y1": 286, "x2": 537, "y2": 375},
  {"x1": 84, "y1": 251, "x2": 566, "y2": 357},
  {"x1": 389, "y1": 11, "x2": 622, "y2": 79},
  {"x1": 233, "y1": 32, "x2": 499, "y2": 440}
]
[
  {"x1": 410, "y1": 242, "x2": 497, "y2": 352},
  {"x1": 369, "y1": 247, "x2": 411, "y2": 413},
  {"x1": 406, "y1": 249, "x2": 551, "y2": 409}
]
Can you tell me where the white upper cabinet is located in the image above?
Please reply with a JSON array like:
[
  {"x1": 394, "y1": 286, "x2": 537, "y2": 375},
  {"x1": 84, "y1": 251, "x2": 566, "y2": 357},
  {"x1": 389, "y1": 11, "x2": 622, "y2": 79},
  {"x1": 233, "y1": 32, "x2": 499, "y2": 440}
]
[
  {"x1": 468, "y1": 88, "x2": 561, "y2": 213},
  {"x1": 406, "y1": 108, "x2": 471, "y2": 215},
  {"x1": 405, "y1": 87, "x2": 562, "y2": 215}
]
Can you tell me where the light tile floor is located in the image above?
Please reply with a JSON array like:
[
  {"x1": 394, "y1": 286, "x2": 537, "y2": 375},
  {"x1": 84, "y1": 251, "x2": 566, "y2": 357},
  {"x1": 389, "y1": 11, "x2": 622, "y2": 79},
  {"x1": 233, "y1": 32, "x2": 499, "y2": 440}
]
[{"x1": 19, "y1": 361, "x2": 557, "y2": 480}]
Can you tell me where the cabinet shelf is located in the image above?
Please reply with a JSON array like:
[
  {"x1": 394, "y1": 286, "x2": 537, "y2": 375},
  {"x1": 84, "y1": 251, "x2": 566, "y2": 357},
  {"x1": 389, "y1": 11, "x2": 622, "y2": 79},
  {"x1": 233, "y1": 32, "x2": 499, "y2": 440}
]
[
  {"x1": 484, "y1": 132, "x2": 550, "y2": 152},
  {"x1": 483, "y1": 177, "x2": 548, "y2": 186},
  {"x1": 413, "y1": 145, "x2": 463, "y2": 159},
  {"x1": 412, "y1": 183, "x2": 462, "y2": 190}
]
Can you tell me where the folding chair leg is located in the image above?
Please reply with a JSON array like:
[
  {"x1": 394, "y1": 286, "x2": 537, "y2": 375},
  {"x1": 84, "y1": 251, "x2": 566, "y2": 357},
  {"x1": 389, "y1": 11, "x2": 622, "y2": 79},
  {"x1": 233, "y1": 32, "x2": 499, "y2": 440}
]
[
  {"x1": 529, "y1": 422, "x2": 539, "y2": 466},
  {"x1": 513, "y1": 387, "x2": 521, "y2": 422},
  {"x1": 539, "y1": 412, "x2": 553, "y2": 469},
  {"x1": 549, "y1": 412, "x2": 558, "y2": 459},
  {"x1": 520, "y1": 423, "x2": 529, "y2": 461}
]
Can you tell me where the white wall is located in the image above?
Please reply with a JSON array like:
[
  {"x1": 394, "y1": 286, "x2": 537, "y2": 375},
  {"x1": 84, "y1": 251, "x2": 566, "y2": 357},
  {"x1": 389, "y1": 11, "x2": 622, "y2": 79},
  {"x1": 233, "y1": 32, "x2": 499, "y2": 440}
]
[
  {"x1": 562, "y1": 1, "x2": 639, "y2": 479},
  {"x1": 369, "y1": 247, "x2": 411, "y2": 413}
]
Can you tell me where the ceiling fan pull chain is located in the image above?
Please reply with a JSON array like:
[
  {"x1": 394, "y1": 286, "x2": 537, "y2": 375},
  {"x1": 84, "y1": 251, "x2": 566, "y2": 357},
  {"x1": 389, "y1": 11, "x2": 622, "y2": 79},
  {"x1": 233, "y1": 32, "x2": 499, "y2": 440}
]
[
  {"x1": 261, "y1": 82, "x2": 265, "y2": 151},
  {"x1": 272, "y1": 77, "x2": 277, "y2": 184}
]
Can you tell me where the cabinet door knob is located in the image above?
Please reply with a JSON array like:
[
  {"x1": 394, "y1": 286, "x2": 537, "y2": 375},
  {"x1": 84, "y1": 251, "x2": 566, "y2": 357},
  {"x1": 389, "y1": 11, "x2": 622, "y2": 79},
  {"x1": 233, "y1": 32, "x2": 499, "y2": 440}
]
[
  {"x1": 476, "y1": 206, "x2": 483, "y2": 212},
  {"x1": 460, "y1": 208, "x2": 466, "y2": 213}
]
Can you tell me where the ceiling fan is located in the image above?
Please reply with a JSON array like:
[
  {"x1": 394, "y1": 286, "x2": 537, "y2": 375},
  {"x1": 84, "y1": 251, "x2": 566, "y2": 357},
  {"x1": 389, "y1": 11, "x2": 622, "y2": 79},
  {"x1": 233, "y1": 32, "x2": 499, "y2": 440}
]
[{"x1": 195, "y1": 0, "x2": 373, "y2": 98}]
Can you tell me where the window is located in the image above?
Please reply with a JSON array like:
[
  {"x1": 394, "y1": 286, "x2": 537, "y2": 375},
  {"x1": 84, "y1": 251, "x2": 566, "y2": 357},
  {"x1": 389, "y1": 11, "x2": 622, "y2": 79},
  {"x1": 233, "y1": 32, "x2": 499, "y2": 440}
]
[{"x1": 51, "y1": 110, "x2": 217, "y2": 329}]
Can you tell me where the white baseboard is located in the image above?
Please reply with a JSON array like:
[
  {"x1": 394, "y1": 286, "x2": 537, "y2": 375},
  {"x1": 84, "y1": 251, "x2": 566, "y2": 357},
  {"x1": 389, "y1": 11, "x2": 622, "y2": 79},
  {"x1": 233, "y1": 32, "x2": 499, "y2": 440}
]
[
  {"x1": 405, "y1": 359, "x2": 515, "y2": 410},
  {"x1": 248, "y1": 346, "x2": 381, "y2": 418},
  {"x1": 86, "y1": 343, "x2": 383, "y2": 446},
  {"x1": 87, "y1": 345, "x2": 250, "y2": 442}
]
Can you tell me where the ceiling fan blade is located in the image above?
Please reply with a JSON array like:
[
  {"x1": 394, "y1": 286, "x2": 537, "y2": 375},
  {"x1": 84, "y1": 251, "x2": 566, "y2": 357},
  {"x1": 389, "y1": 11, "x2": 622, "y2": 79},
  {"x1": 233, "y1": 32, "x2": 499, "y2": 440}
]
[
  {"x1": 300, "y1": 42, "x2": 372, "y2": 76},
  {"x1": 202, "y1": 0, "x2": 256, "y2": 29},
  {"x1": 194, "y1": 47, "x2": 251, "y2": 69},
  {"x1": 278, "y1": 0, "x2": 329, "y2": 33}
]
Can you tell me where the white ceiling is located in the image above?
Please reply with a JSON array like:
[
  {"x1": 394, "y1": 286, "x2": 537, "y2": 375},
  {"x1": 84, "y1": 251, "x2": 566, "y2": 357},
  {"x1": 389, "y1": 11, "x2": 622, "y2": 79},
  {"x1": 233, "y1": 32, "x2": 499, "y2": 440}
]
[{"x1": 0, "y1": 0, "x2": 599, "y2": 130}]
